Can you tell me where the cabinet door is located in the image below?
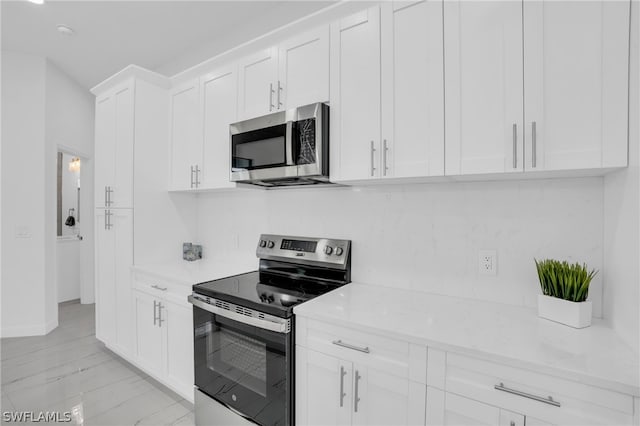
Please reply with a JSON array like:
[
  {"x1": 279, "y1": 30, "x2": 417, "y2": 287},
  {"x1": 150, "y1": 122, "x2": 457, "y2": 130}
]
[
  {"x1": 296, "y1": 347, "x2": 352, "y2": 426},
  {"x1": 381, "y1": 1, "x2": 444, "y2": 179},
  {"x1": 499, "y1": 409, "x2": 525, "y2": 426},
  {"x1": 523, "y1": 1, "x2": 630, "y2": 171},
  {"x1": 94, "y1": 95, "x2": 115, "y2": 208},
  {"x1": 169, "y1": 79, "x2": 202, "y2": 191},
  {"x1": 201, "y1": 65, "x2": 238, "y2": 189},
  {"x1": 163, "y1": 299, "x2": 194, "y2": 398},
  {"x1": 330, "y1": 7, "x2": 382, "y2": 181},
  {"x1": 278, "y1": 26, "x2": 330, "y2": 109},
  {"x1": 95, "y1": 210, "x2": 115, "y2": 345},
  {"x1": 427, "y1": 388, "x2": 500, "y2": 426},
  {"x1": 237, "y1": 48, "x2": 278, "y2": 120},
  {"x1": 134, "y1": 291, "x2": 163, "y2": 375},
  {"x1": 111, "y1": 82, "x2": 134, "y2": 208},
  {"x1": 444, "y1": 1, "x2": 524, "y2": 175},
  {"x1": 112, "y1": 209, "x2": 133, "y2": 356},
  {"x1": 352, "y1": 366, "x2": 426, "y2": 426}
]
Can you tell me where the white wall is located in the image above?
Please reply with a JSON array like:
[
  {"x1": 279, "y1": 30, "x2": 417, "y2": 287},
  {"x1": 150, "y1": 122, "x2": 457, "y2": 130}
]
[
  {"x1": 0, "y1": 51, "x2": 53, "y2": 337},
  {"x1": 603, "y1": 1, "x2": 640, "y2": 354},
  {"x1": 45, "y1": 60, "x2": 95, "y2": 305},
  {"x1": 197, "y1": 178, "x2": 605, "y2": 315}
]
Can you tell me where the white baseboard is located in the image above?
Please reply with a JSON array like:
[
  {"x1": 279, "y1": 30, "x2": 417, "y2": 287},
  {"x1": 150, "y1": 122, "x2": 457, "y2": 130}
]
[{"x1": 1, "y1": 320, "x2": 56, "y2": 338}]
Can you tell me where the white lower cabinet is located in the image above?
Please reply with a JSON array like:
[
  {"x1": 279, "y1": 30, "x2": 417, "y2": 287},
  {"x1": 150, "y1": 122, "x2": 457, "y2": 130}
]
[
  {"x1": 132, "y1": 275, "x2": 194, "y2": 402},
  {"x1": 296, "y1": 346, "x2": 425, "y2": 426}
]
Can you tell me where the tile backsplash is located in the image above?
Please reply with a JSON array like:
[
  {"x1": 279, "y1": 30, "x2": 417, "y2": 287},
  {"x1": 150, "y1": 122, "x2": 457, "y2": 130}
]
[{"x1": 196, "y1": 177, "x2": 604, "y2": 316}]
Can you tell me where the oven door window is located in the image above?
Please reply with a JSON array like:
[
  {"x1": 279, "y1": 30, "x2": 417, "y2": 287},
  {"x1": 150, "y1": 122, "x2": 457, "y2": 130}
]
[
  {"x1": 232, "y1": 124, "x2": 289, "y2": 170},
  {"x1": 194, "y1": 306, "x2": 291, "y2": 426}
]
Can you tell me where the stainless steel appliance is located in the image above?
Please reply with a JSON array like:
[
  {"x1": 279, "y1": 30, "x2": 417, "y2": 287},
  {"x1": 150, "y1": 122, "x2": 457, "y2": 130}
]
[
  {"x1": 189, "y1": 234, "x2": 351, "y2": 426},
  {"x1": 230, "y1": 103, "x2": 329, "y2": 187}
]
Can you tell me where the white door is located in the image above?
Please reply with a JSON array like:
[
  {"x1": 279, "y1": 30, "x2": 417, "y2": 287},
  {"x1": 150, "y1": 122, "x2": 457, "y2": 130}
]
[
  {"x1": 169, "y1": 79, "x2": 202, "y2": 190},
  {"x1": 330, "y1": 7, "x2": 382, "y2": 182},
  {"x1": 113, "y1": 209, "x2": 133, "y2": 356},
  {"x1": 111, "y1": 81, "x2": 134, "y2": 208},
  {"x1": 352, "y1": 366, "x2": 425, "y2": 426},
  {"x1": 134, "y1": 290, "x2": 163, "y2": 375},
  {"x1": 523, "y1": 1, "x2": 630, "y2": 171},
  {"x1": 201, "y1": 65, "x2": 238, "y2": 189},
  {"x1": 499, "y1": 409, "x2": 525, "y2": 426},
  {"x1": 237, "y1": 48, "x2": 278, "y2": 120},
  {"x1": 444, "y1": 1, "x2": 524, "y2": 175},
  {"x1": 94, "y1": 95, "x2": 115, "y2": 208},
  {"x1": 94, "y1": 209, "x2": 115, "y2": 345},
  {"x1": 381, "y1": 0, "x2": 445, "y2": 179},
  {"x1": 428, "y1": 389, "x2": 500, "y2": 426},
  {"x1": 278, "y1": 26, "x2": 330, "y2": 109},
  {"x1": 163, "y1": 300, "x2": 194, "y2": 397},
  {"x1": 296, "y1": 347, "x2": 352, "y2": 426}
]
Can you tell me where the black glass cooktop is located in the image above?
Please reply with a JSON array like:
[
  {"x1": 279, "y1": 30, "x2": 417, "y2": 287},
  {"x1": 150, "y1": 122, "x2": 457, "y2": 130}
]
[{"x1": 193, "y1": 270, "x2": 341, "y2": 318}]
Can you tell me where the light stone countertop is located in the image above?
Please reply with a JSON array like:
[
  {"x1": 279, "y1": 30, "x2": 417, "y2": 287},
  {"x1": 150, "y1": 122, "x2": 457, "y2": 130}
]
[
  {"x1": 131, "y1": 259, "x2": 256, "y2": 287},
  {"x1": 294, "y1": 282, "x2": 640, "y2": 397}
]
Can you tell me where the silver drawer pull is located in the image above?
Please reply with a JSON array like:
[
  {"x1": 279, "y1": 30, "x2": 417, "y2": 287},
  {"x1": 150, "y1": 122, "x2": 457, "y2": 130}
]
[
  {"x1": 494, "y1": 382, "x2": 560, "y2": 407},
  {"x1": 332, "y1": 340, "x2": 370, "y2": 354},
  {"x1": 151, "y1": 284, "x2": 167, "y2": 291}
]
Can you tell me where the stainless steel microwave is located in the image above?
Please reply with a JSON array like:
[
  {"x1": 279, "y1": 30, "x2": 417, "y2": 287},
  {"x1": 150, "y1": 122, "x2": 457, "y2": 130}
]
[{"x1": 230, "y1": 103, "x2": 329, "y2": 187}]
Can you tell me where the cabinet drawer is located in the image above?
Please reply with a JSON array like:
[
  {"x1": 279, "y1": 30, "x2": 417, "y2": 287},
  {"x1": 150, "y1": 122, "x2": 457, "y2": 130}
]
[
  {"x1": 132, "y1": 271, "x2": 191, "y2": 304},
  {"x1": 297, "y1": 317, "x2": 426, "y2": 383},
  {"x1": 445, "y1": 353, "x2": 634, "y2": 425}
]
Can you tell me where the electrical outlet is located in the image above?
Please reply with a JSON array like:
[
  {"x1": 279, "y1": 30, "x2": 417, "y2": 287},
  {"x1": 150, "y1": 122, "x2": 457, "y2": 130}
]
[{"x1": 478, "y1": 250, "x2": 497, "y2": 275}]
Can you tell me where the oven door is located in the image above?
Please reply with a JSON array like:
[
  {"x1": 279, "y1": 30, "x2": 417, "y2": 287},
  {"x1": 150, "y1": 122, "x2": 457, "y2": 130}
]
[
  {"x1": 190, "y1": 297, "x2": 292, "y2": 426},
  {"x1": 230, "y1": 110, "x2": 296, "y2": 183}
]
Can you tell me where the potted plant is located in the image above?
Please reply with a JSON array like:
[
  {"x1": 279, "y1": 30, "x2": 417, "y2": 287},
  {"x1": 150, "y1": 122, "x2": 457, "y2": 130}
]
[{"x1": 534, "y1": 259, "x2": 598, "y2": 328}]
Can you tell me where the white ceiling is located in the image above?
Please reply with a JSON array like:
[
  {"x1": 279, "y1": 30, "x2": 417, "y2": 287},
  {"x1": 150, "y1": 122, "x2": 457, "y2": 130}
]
[{"x1": 1, "y1": 0, "x2": 333, "y2": 89}]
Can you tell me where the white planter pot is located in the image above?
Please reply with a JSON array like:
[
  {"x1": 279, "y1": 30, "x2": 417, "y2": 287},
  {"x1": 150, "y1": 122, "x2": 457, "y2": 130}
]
[{"x1": 537, "y1": 294, "x2": 592, "y2": 328}]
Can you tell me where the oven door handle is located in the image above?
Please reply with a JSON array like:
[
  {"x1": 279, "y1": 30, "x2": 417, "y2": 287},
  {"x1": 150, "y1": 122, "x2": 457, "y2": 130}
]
[
  {"x1": 285, "y1": 120, "x2": 295, "y2": 166},
  {"x1": 188, "y1": 295, "x2": 290, "y2": 334}
]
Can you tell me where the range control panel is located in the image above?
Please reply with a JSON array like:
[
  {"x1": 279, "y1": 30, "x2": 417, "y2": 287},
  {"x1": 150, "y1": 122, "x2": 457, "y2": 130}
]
[{"x1": 256, "y1": 234, "x2": 350, "y2": 269}]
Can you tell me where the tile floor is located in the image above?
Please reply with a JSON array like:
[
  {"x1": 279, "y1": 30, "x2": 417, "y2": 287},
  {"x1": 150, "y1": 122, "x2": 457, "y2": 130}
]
[{"x1": 1, "y1": 301, "x2": 194, "y2": 425}]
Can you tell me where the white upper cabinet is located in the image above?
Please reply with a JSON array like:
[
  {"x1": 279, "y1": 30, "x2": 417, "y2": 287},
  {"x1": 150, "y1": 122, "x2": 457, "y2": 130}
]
[
  {"x1": 201, "y1": 65, "x2": 238, "y2": 189},
  {"x1": 169, "y1": 79, "x2": 201, "y2": 190},
  {"x1": 381, "y1": 0, "x2": 445, "y2": 179},
  {"x1": 330, "y1": 7, "x2": 382, "y2": 182},
  {"x1": 94, "y1": 80, "x2": 135, "y2": 208},
  {"x1": 237, "y1": 48, "x2": 279, "y2": 120},
  {"x1": 237, "y1": 27, "x2": 330, "y2": 120},
  {"x1": 278, "y1": 26, "x2": 330, "y2": 109},
  {"x1": 444, "y1": 1, "x2": 524, "y2": 176},
  {"x1": 523, "y1": 0, "x2": 630, "y2": 171}
]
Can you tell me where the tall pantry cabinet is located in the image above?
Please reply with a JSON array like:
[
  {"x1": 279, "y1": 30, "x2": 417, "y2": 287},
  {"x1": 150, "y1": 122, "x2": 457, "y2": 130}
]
[{"x1": 91, "y1": 66, "x2": 171, "y2": 357}]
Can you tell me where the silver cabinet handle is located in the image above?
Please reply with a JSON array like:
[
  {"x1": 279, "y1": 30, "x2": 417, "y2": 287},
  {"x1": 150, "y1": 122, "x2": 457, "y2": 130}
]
[
  {"x1": 151, "y1": 284, "x2": 168, "y2": 291},
  {"x1": 153, "y1": 300, "x2": 158, "y2": 326},
  {"x1": 512, "y1": 123, "x2": 518, "y2": 169},
  {"x1": 354, "y1": 370, "x2": 361, "y2": 413},
  {"x1": 494, "y1": 383, "x2": 560, "y2": 407},
  {"x1": 531, "y1": 121, "x2": 537, "y2": 168},
  {"x1": 370, "y1": 141, "x2": 376, "y2": 177},
  {"x1": 383, "y1": 139, "x2": 389, "y2": 176},
  {"x1": 269, "y1": 83, "x2": 275, "y2": 112},
  {"x1": 104, "y1": 186, "x2": 108, "y2": 207},
  {"x1": 510, "y1": 422, "x2": 515, "y2": 426},
  {"x1": 108, "y1": 186, "x2": 113, "y2": 206},
  {"x1": 190, "y1": 166, "x2": 194, "y2": 188},
  {"x1": 105, "y1": 210, "x2": 113, "y2": 230},
  {"x1": 277, "y1": 80, "x2": 283, "y2": 109},
  {"x1": 332, "y1": 340, "x2": 370, "y2": 354},
  {"x1": 195, "y1": 165, "x2": 201, "y2": 188},
  {"x1": 339, "y1": 366, "x2": 347, "y2": 407},
  {"x1": 158, "y1": 302, "x2": 164, "y2": 327}
]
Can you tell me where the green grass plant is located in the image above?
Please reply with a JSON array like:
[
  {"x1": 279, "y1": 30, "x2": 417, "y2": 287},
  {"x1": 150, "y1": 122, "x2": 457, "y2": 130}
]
[{"x1": 534, "y1": 259, "x2": 597, "y2": 303}]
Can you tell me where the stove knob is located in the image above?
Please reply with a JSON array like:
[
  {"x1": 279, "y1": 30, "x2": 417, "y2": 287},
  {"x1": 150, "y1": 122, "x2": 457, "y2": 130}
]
[
  {"x1": 267, "y1": 295, "x2": 274, "y2": 303},
  {"x1": 335, "y1": 247, "x2": 344, "y2": 256},
  {"x1": 267, "y1": 241, "x2": 275, "y2": 249},
  {"x1": 259, "y1": 240, "x2": 267, "y2": 248},
  {"x1": 324, "y1": 246, "x2": 333, "y2": 255}
]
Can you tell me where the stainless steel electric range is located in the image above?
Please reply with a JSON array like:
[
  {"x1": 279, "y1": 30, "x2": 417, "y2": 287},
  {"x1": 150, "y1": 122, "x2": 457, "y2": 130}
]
[{"x1": 188, "y1": 234, "x2": 351, "y2": 426}]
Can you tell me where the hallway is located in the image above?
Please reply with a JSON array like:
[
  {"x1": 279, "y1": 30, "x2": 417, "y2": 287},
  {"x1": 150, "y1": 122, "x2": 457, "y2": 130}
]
[{"x1": 1, "y1": 301, "x2": 194, "y2": 425}]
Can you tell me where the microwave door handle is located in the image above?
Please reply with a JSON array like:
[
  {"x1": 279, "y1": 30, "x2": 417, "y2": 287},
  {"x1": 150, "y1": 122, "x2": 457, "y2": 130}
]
[{"x1": 286, "y1": 121, "x2": 295, "y2": 166}]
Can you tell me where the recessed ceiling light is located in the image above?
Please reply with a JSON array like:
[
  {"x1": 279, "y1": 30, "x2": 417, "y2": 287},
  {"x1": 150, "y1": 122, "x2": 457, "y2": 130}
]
[
  {"x1": 56, "y1": 25, "x2": 75, "y2": 36},
  {"x1": 27, "y1": 0, "x2": 44, "y2": 4}
]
